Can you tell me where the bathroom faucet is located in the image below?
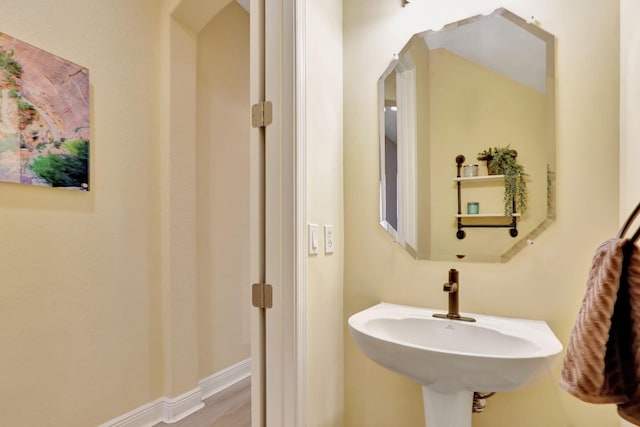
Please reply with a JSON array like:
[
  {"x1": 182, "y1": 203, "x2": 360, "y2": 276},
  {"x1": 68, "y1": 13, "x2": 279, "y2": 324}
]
[{"x1": 433, "y1": 269, "x2": 476, "y2": 322}]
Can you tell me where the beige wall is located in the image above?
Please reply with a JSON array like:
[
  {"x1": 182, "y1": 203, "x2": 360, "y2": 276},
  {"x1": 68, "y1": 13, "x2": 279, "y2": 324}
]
[
  {"x1": 344, "y1": 1, "x2": 620, "y2": 427},
  {"x1": 196, "y1": 1, "x2": 251, "y2": 379},
  {"x1": 620, "y1": 0, "x2": 640, "y2": 219},
  {"x1": 306, "y1": 0, "x2": 345, "y2": 425},
  {"x1": 0, "y1": 0, "x2": 162, "y2": 425},
  {"x1": 0, "y1": 1, "x2": 251, "y2": 425}
]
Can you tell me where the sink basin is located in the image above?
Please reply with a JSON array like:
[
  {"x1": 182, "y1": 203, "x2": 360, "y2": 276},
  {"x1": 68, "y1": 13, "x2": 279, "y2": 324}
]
[{"x1": 348, "y1": 303, "x2": 562, "y2": 426}]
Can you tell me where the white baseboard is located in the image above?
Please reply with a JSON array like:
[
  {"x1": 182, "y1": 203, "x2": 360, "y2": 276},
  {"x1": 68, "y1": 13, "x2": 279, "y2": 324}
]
[
  {"x1": 99, "y1": 358, "x2": 251, "y2": 427},
  {"x1": 199, "y1": 358, "x2": 252, "y2": 400},
  {"x1": 160, "y1": 388, "x2": 205, "y2": 424}
]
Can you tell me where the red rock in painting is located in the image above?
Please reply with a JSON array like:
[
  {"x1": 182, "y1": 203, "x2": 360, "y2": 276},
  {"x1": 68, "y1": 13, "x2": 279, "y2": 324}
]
[{"x1": 0, "y1": 32, "x2": 89, "y2": 189}]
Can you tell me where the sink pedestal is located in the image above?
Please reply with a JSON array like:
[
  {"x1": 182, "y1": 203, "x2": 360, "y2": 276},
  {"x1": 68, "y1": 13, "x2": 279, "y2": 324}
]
[{"x1": 422, "y1": 387, "x2": 473, "y2": 427}]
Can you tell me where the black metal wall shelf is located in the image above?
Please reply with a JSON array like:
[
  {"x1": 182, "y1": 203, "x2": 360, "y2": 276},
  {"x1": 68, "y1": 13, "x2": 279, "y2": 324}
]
[{"x1": 454, "y1": 154, "x2": 518, "y2": 240}]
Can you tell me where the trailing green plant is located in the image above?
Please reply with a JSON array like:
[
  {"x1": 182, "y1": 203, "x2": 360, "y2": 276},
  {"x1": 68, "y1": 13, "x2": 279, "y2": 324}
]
[
  {"x1": 477, "y1": 145, "x2": 527, "y2": 217},
  {"x1": 29, "y1": 139, "x2": 89, "y2": 188}
]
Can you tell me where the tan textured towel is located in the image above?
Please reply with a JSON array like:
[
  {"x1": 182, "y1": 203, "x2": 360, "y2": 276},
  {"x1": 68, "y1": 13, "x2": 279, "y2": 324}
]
[{"x1": 561, "y1": 238, "x2": 640, "y2": 425}]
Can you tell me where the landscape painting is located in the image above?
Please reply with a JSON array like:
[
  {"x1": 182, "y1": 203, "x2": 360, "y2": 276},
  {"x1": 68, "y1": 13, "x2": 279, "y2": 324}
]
[{"x1": 0, "y1": 33, "x2": 89, "y2": 190}]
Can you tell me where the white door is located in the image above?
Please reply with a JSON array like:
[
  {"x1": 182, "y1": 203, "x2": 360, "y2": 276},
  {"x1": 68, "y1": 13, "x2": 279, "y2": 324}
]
[{"x1": 251, "y1": 0, "x2": 302, "y2": 426}]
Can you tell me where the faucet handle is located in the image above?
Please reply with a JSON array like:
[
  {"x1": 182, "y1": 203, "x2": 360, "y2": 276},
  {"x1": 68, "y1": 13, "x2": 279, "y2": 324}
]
[{"x1": 443, "y1": 282, "x2": 458, "y2": 293}]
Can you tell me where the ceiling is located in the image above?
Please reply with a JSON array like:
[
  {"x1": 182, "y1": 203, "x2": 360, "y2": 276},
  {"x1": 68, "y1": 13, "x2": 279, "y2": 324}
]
[
  {"x1": 236, "y1": 0, "x2": 249, "y2": 12},
  {"x1": 424, "y1": 12, "x2": 547, "y2": 93}
]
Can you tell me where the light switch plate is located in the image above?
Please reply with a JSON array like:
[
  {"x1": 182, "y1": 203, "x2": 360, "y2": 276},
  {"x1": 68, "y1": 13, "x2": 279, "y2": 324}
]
[
  {"x1": 308, "y1": 224, "x2": 319, "y2": 255},
  {"x1": 324, "y1": 225, "x2": 334, "y2": 254}
]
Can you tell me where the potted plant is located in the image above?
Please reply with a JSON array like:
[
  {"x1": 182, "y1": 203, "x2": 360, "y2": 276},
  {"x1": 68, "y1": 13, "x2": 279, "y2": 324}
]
[{"x1": 477, "y1": 145, "x2": 527, "y2": 217}]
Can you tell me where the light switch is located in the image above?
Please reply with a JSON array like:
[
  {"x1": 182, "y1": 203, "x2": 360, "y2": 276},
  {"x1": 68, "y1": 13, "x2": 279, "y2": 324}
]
[
  {"x1": 324, "y1": 225, "x2": 334, "y2": 254},
  {"x1": 308, "y1": 224, "x2": 319, "y2": 255}
]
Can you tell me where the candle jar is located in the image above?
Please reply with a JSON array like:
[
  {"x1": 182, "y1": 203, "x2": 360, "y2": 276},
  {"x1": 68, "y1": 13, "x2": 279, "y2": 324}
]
[
  {"x1": 467, "y1": 202, "x2": 479, "y2": 215},
  {"x1": 463, "y1": 164, "x2": 479, "y2": 177}
]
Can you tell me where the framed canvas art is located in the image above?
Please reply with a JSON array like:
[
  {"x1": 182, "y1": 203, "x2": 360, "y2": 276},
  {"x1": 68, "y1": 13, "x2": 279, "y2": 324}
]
[{"x1": 0, "y1": 33, "x2": 89, "y2": 190}]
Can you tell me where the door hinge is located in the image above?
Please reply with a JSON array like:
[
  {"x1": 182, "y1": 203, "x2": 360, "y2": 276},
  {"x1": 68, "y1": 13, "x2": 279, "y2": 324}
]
[
  {"x1": 252, "y1": 283, "x2": 273, "y2": 309},
  {"x1": 251, "y1": 101, "x2": 273, "y2": 128}
]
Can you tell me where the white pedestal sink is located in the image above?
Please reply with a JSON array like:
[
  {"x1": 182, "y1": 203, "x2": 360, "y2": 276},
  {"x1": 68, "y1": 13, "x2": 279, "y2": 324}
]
[{"x1": 348, "y1": 303, "x2": 562, "y2": 427}]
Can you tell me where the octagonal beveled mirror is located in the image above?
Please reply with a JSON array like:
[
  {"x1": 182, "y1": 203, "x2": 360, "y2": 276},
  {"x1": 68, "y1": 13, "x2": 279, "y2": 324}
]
[{"x1": 379, "y1": 8, "x2": 556, "y2": 262}]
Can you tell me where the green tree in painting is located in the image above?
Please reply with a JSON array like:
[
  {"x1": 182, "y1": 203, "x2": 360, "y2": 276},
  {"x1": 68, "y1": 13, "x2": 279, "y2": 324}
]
[
  {"x1": 0, "y1": 47, "x2": 22, "y2": 79},
  {"x1": 29, "y1": 139, "x2": 89, "y2": 188}
]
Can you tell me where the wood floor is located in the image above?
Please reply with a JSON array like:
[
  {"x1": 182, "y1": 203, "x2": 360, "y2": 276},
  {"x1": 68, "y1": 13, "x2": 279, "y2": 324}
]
[{"x1": 154, "y1": 378, "x2": 251, "y2": 427}]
